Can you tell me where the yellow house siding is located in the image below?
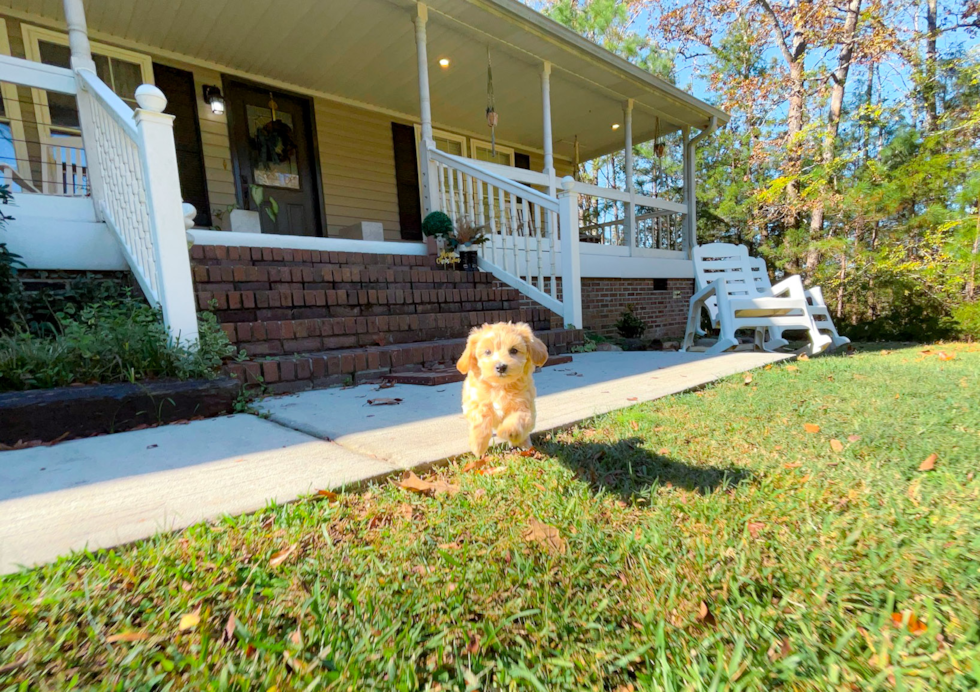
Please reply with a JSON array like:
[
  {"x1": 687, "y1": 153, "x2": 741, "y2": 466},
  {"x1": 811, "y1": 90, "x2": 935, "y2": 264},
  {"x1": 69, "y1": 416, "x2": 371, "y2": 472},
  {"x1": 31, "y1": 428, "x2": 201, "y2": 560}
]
[{"x1": 314, "y1": 99, "x2": 403, "y2": 240}]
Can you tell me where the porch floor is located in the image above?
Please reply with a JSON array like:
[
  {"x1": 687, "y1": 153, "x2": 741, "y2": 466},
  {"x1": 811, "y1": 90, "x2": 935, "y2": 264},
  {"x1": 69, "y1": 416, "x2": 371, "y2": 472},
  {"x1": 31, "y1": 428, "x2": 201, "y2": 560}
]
[{"x1": 0, "y1": 350, "x2": 791, "y2": 574}]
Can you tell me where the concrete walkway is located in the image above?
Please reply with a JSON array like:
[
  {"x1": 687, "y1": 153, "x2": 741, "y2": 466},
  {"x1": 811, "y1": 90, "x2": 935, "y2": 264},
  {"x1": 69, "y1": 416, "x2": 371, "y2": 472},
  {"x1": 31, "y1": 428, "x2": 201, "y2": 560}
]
[{"x1": 0, "y1": 350, "x2": 790, "y2": 574}]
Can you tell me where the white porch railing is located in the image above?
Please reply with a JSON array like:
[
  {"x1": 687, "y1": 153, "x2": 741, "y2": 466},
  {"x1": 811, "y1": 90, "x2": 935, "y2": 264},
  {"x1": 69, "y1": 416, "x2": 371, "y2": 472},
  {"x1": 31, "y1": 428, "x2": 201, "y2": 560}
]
[
  {"x1": 428, "y1": 147, "x2": 581, "y2": 327},
  {"x1": 0, "y1": 52, "x2": 199, "y2": 345}
]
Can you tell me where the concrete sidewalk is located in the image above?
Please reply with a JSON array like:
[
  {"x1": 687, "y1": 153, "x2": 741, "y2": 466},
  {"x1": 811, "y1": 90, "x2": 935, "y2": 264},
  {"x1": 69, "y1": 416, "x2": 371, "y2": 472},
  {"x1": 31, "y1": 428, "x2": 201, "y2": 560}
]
[{"x1": 0, "y1": 350, "x2": 790, "y2": 574}]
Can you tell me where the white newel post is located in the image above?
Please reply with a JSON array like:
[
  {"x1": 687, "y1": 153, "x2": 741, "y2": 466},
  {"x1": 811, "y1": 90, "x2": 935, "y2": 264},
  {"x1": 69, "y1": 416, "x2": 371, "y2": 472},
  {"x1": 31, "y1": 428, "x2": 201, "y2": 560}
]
[
  {"x1": 63, "y1": 0, "x2": 105, "y2": 212},
  {"x1": 623, "y1": 99, "x2": 635, "y2": 256},
  {"x1": 133, "y1": 85, "x2": 200, "y2": 346},
  {"x1": 414, "y1": 2, "x2": 438, "y2": 229},
  {"x1": 558, "y1": 176, "x2": 582, "y2": 328}
]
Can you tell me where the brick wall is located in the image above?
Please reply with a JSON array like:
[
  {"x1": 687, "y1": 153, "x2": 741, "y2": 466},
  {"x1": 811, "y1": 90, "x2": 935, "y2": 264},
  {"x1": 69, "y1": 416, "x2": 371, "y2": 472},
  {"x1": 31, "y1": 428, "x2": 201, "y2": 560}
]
[
  {"x1": 191, "y1": 245, "x2": 557, "y2": 357},
  {"x1": 581, "y1": 278, "x2": 693, "y2": 339}
]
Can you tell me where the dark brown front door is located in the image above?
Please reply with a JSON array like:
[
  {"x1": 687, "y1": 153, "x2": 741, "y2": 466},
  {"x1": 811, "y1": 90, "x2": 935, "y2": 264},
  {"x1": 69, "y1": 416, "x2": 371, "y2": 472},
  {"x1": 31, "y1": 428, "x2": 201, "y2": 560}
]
[
  {"x1": 225, "y1": 79, "x2": 322, "y2": 236},
  {"x1": 154, "y1": 63, "x2": 211, "y2": 227}
]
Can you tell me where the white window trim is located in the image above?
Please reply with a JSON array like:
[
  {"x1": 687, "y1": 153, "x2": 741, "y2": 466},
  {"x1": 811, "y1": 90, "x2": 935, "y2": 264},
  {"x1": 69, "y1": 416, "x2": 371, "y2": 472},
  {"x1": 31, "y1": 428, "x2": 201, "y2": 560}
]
[
  {"x1": 469, "y1": 138, "x2": 515, "y2": 166},
  {"x1": 21, "y1": 23, "x2": 154, "y2": 141},
  {"x1": 413, "y1": 124, "x2": 467, "y2": 156},
  {"x1": 0, "y1": 18, "x2": 31, "y2": 187}
]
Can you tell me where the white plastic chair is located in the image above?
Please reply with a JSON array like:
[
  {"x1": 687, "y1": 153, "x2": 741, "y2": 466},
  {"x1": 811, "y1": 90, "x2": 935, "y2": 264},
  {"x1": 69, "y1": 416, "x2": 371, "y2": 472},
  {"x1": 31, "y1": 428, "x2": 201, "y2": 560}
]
[{"x1": 684, "y1": 243, "x2": 832, "y2": 355}]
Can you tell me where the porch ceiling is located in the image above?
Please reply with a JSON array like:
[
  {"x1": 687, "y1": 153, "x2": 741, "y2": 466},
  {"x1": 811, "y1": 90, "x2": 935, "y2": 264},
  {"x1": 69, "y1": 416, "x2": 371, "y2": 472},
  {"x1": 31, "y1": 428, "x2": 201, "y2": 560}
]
[{"x1": 3, "y1": 0, "x2": 729, "y2": 161}]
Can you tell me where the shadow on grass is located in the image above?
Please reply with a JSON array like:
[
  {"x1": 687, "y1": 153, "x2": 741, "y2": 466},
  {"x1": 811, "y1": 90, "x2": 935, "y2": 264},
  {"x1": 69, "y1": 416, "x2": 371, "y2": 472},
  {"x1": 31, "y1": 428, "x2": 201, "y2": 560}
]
[{"x1": 537, "y1": 436, "x2": 752, "y2": 500}]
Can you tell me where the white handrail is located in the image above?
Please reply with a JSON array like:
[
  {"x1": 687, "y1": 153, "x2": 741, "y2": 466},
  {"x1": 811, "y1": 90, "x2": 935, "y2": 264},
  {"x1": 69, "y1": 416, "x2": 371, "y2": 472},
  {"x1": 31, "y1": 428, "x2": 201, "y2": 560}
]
[
  {"x1": 75, "y1": 71, "x2": 200, "y2": 345},
  {"x1": 0, "y1": 54, "x2": 76, "y2": 94},
  {"x1": 429, "y1": 148, "x2": 558, "y2": 212},
  {"x1": 77, "y1": 70, "x2": 138, "y2": 139}
]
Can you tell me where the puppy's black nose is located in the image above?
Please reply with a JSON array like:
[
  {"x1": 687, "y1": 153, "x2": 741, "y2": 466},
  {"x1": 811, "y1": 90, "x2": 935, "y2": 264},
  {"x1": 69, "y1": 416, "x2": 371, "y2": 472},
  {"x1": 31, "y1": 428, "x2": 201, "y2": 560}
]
[{"x1": 495, "y1": 362, "x2": 508, "y2": 374}]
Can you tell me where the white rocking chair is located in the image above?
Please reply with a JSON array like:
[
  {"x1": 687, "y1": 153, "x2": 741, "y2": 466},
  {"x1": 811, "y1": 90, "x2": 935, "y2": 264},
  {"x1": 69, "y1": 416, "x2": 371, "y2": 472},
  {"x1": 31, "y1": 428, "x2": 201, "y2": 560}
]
[{"x1": 683, "y1": 243, "x2": 833, "y2": 355}]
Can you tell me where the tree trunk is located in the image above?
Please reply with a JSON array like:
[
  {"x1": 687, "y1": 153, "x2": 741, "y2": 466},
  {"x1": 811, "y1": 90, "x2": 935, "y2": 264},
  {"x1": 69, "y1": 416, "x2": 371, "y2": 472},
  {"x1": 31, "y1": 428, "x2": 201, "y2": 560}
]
[
  {"x1": 805, "y1": 0, "x2": 862, "y2": 278},
  {"x1": 924, "y1": 0, "x2": 939, "y2": 132},
  {"x1": 863, "y1": 61, "x2": 875, "y2": 164}
]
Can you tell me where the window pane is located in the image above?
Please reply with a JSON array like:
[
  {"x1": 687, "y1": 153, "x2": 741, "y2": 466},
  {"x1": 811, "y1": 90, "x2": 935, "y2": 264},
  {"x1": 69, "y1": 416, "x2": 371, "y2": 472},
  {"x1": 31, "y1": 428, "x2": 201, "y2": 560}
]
[
  {"x1": 93, "y1": 54, "x2": 111, "y2": 85},
  {"x1": 38, "y1": 40, "x2": 71, "y2": 68},
  {"x1": 110, "y1": 58, "x2": 143, "y2": 102},
  {"x1": 473, "y1": 145, "x2": 511, "y2": 166},
  {"x1": 435, "y1": 136, "x2": 463, "y2": 156},
  {"x1": 0, "y1": 97, "x2": 5, "y2": 118},
  {"x1": 48, "y1": 92, "x2": 80, "y2": 129}
]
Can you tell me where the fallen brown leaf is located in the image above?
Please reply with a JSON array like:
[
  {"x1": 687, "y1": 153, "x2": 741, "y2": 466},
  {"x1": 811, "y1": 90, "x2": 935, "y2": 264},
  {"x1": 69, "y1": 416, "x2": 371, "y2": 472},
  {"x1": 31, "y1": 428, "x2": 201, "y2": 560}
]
[
  {"x1": 533, "y1": 482, "x2": 546, "y2": 492},
  {"x1": 891, "y1": 611, "x2": 927, "y2": 635},
  {"x1": 627, "y1": 397, "x2": 638, "y2": 402},
  {"x1": 744, "y1": 373, "x2": 753, "y2": 385},
  {"x1": 106, "y1": 631, "x2": 150, "y2": 643},
  {"x1": 462, "y1": 457, "x2": 489, "y2": 473},
  {"x1": 830, "y1": 439, "x2": 844, "y2": 453},
  {"x1": 288, "y1": 627, "x2": 302, "y2": 646},
  {"x1": 918, "y1": 453, "x2": 938, "y2": 472},
  {"x1": 696, "y1": 601, "x2": 716, "y2": 625},
  {"x1": 396, "y1": 503, "x2": 414, "y2": 521},
  {"x1": 518, "y1": 448, "x2": 542, "y2": 458},
  {"x1": 522, "y1": 518, "x2": 566, "y2": 555},
  {"x1": 798, "y1": 354, "x2": 809, "y2": 361},
  {"x1": 784, "y1": 462, "x2": 802, "y2": 469},
  {"x1": 804, "y1": 423, "x2": 821, "y2": 434},
  {"x1": 785, "y1": 365, "x2": 799, "y2": 372},
  {"x1": 747, "y1": 521, "x2": 765, "y2": 538},
  {"x1": 847, "y1": 434, "x2": 862, "y2": 442},
  {"x1": 367, "y1": 398, "x2": 402, "y2": 406},
  {"x1": 0, "y1": 655, "x2": 28, "y2": 674},
  {"x1": 269, "y1": 544, "x2": 297, "y2": 568},
  {"x1": 476, "y1": 466, "x2": 508, "y2": 476},
  {"x1": 178, "y1": 607, "x2": 201, "y2": 632},
  {"x1": 395, "y1": 471, "x2": 460, "y2": 496},
  {"x1": 314, "y1": 489, "x2": 339, "y2": 502},
  {"x1": 464, "y1": 632, "x2": 481, "y2": 655},
  {"x1": 630, "y1": 420, "x2": 640, "y2": 431},
  {"x1": 937, "y1": 352, "x2": 955, "y2": 361},
  {"x1": 767, "y1": 637, "x2": 791, "y2": 662},
  {"x1": 223, "y1": 613, "x2": 236, "y2": 643}
]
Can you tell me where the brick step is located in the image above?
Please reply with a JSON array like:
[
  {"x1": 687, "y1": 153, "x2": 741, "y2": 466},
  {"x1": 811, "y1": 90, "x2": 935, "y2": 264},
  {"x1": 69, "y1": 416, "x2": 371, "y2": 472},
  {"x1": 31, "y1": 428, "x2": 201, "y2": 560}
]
[
  {"x1": 192, "y1": 244, "x2": 434, "y2": 269},
  {"x1": 224, "y1": 329, "x2": 584, "y2": 395},
  {"x1": 222, "y1": 307, "x2": 557, "y2": 358},
  {"x1": 384, "y1": 354, "x2": 574, "y2": 386}
]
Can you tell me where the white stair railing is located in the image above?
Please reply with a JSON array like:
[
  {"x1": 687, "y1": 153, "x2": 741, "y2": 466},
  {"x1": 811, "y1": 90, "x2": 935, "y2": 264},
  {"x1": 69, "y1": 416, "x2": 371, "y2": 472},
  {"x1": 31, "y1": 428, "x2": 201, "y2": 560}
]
[
  {"x1": 428, "y1": 148, "x2": 581, "y2": 328},
  {"x1": 75, "y1": 69, "x2": 199, "y2": 345}
]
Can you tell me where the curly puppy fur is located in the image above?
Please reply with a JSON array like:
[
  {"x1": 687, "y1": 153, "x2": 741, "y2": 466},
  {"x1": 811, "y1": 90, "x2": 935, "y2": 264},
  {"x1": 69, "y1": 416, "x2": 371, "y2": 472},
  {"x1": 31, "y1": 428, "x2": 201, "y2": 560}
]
[{"x1": 456, "y1": 322, "x2": 549, "y2": 457}]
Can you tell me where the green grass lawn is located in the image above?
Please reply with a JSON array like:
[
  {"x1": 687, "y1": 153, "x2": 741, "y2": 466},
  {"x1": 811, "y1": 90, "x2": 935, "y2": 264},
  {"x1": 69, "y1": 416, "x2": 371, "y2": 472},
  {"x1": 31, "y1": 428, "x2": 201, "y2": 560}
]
[{"x1": 2, "y1": 344, "x2": 979, "y2": 691}]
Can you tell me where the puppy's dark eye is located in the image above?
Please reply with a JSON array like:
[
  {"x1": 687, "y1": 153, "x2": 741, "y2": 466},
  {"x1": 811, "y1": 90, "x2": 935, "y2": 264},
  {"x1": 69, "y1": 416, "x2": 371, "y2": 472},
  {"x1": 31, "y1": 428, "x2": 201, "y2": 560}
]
[
  {"x1": 509, "y1": 347, "x2": 519, "y2": 355},
  {"x1": 484, "y1": 349, "x2": 492, "y2": 356}
]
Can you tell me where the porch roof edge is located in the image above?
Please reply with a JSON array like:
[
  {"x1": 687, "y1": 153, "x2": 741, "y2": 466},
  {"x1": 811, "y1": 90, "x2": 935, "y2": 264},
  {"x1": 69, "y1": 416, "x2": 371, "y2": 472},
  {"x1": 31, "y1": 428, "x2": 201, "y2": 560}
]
[{"x1": 468, "y1": 0, "x2": 731, "y2": 130}]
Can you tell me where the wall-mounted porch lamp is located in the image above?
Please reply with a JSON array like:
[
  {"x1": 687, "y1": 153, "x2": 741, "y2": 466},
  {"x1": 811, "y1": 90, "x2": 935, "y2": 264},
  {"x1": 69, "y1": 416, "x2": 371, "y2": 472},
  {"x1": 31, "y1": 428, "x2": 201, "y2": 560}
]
[{"x1": 202, "y1": 85, "x2": 225, "y2": 115}]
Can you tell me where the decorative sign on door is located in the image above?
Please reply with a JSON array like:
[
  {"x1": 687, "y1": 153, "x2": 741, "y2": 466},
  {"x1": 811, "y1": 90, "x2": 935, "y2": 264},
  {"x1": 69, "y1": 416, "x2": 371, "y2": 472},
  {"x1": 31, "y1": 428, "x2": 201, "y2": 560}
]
[{"x1": 246, "y1": 95, "x2": 300, "y2": 190}]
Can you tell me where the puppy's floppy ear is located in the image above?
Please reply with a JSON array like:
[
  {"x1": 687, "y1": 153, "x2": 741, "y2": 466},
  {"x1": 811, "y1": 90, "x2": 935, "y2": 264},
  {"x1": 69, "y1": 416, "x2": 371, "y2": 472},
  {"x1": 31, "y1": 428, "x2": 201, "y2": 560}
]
[
  {"x1": 456, "y1": 325, "x2": 486, "y2": 375},
  {"x1": 516, "y1": 322, "x2": 549, "y2": 368}
]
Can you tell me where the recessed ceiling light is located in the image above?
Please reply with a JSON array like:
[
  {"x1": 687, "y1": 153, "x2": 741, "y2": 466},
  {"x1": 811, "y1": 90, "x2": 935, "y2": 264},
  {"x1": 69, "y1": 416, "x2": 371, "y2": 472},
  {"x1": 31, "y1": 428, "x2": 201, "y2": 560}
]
[
  {"x1": 439, "y1": 58, "x2": 450, "y2": 68},
  {"x1": 611, "y1": 123, "x2": 620, "y2": 130}
]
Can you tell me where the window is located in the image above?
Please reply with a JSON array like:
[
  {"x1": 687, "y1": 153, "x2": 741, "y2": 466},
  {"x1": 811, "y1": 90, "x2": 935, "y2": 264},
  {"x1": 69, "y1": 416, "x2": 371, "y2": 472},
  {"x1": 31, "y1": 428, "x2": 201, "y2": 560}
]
[
  {"x1": 470, "y1": 139, "x2": 515, "y2": 167},
  {"x1": 0, "y1": 18, "x2": 31, "y2": 192},
  {"x1": 23, "y1": 25, "x2": 153, "y2": 136}
]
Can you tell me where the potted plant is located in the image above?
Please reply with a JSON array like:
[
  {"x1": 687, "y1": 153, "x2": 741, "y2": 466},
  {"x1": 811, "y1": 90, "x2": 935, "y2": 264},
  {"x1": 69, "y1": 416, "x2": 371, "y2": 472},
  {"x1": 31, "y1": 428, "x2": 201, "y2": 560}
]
[
  {"x1": 421, "y1": 212, "x2": 489, "y2": 272},
  {"x1": 454, "y1": 218, "x2": 489, "y2": 271}
]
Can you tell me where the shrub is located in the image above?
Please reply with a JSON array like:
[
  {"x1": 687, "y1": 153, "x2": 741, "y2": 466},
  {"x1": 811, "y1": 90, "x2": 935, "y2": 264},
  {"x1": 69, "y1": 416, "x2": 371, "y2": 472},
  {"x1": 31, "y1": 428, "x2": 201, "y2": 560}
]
[
  {"x1": 16, "y1": 272, "x2": 134, "y2": 337},
  {"x1": 952, "y1": 302, "x2": 980, "y2": 341},
  {"x1": 0, "y1": 293, "x2": 236, "y2": 391},
  {"x1": 421, "y1": 211, "x2": 454, "y2": 241},
  {"x1": 614, "y1": 304, "x2": 647, "y2": 339},
  {"x1": 0, "y1": 184, "x2": 22, "y2": 333}
]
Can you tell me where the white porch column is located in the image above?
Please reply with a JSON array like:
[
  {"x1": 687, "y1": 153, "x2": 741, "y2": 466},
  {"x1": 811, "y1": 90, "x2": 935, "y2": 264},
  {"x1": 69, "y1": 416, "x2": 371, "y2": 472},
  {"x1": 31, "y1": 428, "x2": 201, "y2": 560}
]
[
  {"x1": 558, "y1": 176, "x2": 582, "y2": 328},
  {"x1": 683, "y1": 126, "x2": 696, "y2": 256},
  {"x1": 414, "y1": 2, "x2": 438, "y2": 224},
  {"x1": 134, "y1": 86, "x2": 200, "y2": 345},
  {"x1": 62, "y1": 0, "x2": 95, "y2": 72},
  {"x1": 541, "y1": 62, "x2": 555, "y2": 182},
  {"x1": 623, "y1": 99, "x2": 635, "y2": 255},
  {"x1": 63, "y1": 0, "x2": 105, "y2": 215}
]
